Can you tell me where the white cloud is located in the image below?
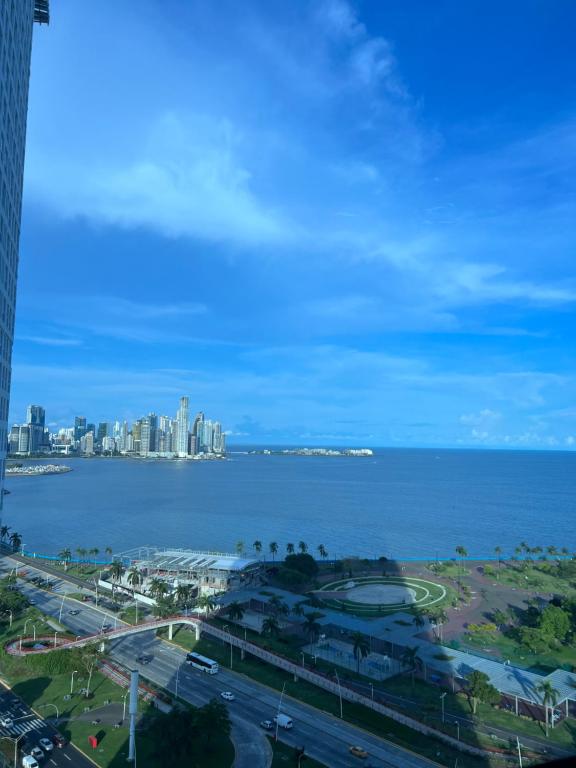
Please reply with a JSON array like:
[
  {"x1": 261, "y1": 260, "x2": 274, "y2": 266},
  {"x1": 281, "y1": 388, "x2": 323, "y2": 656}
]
[
  {"x1": 26, "y1": 113, "x2": 289, "y2": 247},
  {"x1": 16, "y1": 335, "x2": 83, "y2": 347}
]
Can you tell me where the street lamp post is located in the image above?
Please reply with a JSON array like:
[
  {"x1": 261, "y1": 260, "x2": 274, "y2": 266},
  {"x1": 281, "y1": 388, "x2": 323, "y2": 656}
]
[
  {"x1": 41, "y1": 703, "x2": 59, "y2": 720},
  {"x1": 70, "y1": 669, "x2": 79, "y2": 694},
  {"x1": 18, "y1": 634, "x2": 22, "y2": 651},
  {"x1": 53, "y1": 630, "x2": 58, "y2": 648},
  {"x1": 334, "y1": 671, "x2": 343, "y2": 719},
  {"x1": 440, "y1": 692, "x2": 447, "y2": 724},
  {"x1": 58, "y1": 595, "x2": 65, "y2": 622},
  {"x1": 516, "y1": 736, "x2": 523, "y2": 768},
  {"x1": 300, "y1": 652, "x2": 305, "y2": 668},
  {"x1": 274, "y1": 682, "x2": 287, "y2": 743},
  {"x1": 122, "y1": 691, "x2": 128, "y2": 721},
  {"x1": 369, "y1": 683, "x2": 374, "y2": 701},
  {"x1": 223, "y1": 625, "x2": 233, "y2": 669},
  {"x1": 23, "y1": 618, "x2": 32, "y2": 636},
  {"x1": 32, "y1": 624, "x2": 37, "y2": 642},
  {"x1": 7, "y1": 610, "x2": 12, "y2": 628}
]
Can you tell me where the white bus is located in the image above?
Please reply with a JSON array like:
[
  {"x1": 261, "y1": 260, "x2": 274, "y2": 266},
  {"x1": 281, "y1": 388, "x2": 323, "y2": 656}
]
[{"x1": 186, "y1": 651, "x2": 219, "y2": 674}]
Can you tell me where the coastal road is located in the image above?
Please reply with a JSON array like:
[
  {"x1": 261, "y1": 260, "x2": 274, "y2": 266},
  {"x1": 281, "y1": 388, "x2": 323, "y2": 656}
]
[{"x1": 2, "y1": 557, "x2": 440, "y2": 768}]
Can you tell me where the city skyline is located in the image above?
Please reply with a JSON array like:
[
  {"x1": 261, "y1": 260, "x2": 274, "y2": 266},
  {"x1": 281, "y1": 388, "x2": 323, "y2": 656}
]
[
  {"x1": 11, "y1": 0, "x2": 576, "y2": 450},
  {"x1": 9, "y1": 395, "x2": 225, "y2": 457}
]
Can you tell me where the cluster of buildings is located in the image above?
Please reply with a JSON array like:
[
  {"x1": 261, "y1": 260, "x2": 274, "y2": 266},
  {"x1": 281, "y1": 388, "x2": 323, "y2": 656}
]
[{"x1": 9, "y1": 397, "x2": 226, "y2": 458}]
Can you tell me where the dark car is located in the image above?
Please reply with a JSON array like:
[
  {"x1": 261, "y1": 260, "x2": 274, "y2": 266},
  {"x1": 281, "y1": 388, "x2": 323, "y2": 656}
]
[
  {"x1": 52, "y1": 734, "x2": 68, "y2": 749},
  {"x1": 68, "y1": 609, "x2": 80, "y2": 615},
  {"x1": 137, "y1": 654, "x2": 153, "y2": 665}
]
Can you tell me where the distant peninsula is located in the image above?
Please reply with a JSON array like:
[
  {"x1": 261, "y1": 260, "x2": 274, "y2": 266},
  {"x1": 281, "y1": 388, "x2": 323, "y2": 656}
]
[
  {"x1": 248, "y1": 448, "x2": 374, "y2": 457},
  {"x1": 5, "y1": 464, "x2": 72, "y2": 476}
]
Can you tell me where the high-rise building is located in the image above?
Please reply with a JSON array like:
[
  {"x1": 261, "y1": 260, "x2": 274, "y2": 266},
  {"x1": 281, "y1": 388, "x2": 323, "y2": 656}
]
[
  {"x1": 0, "y1": 2, "x2": 49, "y2": 512},
  {"x1": 81, "y1": 431, "x2": 94, "y2": 455},
  {"x1": 26, "y1": 404, "x2": 45, "y2": 426},
  {"x1": 97, "y1": 422, "x2": 109, "y2": 443},
  {"x1": 74, "y1": 416, "x2": 87, "y2": 442},
  {"x1": 175, "y1": 397, "x2": 189, "y2": 457},
  {"x1": 212, "y1": 421, "x2": 225, "y2": 454}
]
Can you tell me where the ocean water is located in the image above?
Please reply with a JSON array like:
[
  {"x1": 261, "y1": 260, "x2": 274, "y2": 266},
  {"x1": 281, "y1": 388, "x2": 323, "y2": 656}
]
[{"x1": 2, "y1": 448, "x2": 575, "y2": 560}]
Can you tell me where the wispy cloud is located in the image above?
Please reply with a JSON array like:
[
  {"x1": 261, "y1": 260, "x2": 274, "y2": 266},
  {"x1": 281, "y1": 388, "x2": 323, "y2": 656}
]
[{"x1": 16, "y1": 335, "x2": 83, "y2": 347}]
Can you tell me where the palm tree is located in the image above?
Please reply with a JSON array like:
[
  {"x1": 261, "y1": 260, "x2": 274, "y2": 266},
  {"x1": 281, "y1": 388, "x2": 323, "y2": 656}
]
[
  {"x1": 196, "y1": 594, "x2": 217, "y2": 615},
  {"x1": 400, "y1": 645, "x2": 421, "y2": 688},
  {"x1": 494, "y1": 546, "x2": 502, "y2": 569},
  {"x1": 59, "y1": 548, "x2": 72, "y2": 571},
  {"x1": 317, "y1": 544, "x2": 328, "y2": 560},
  {"x1": 292, "y1": 602, "x2": 305, "y2": 617},
  {"x1": 412, "y1": 613, "x2": 426, "y2": 630},
  {"x1": 76, "y1": 547, "x2": 87, "y2": 571},
  {"x1": 0, "y1": 525, "x2": 10, "y2": 542},
  {"x1": 268, "y1": 595, "x2": 284, "y2": 616},
  {"x1": 286, "y1": 543, "x2": 295, "y2": 555},
  {"x1": 262, "y1": 615, "x2": 280, "y2": 637},
  {"x1": 351, "y1": 631, "x2": 370, "y2": 674},
  {"x1": 147, "y1": 577, "x2": 167, "y2": 599},
  {"x1": 253, "y1": 540, "x2": 262, "y2": 557},
  {"x1": 9, "y1": 532, "x2": 22, "y2": 552},
  {"x1": 104, "y1": 546, "x2": 113, "y2": 561},
  {"x1": 269, "y1": 542, "x2": 278, "y2": 562},
  {"x1": 176, "y1": 584, "x2": 192, "y2": 609},
  {"x1": 228, "y1": 601, "x2": 245, "y2": 621},
  {"x1": 537, "y1": 681, "x2": 559, "y2": 737},
  {"x1": 303, "y1": 612, "x2": 322, "y2": 645},
  {"x1": 455, "y1": 545, "x2": 468, "y2": 586},
  {"x1": 298, "y1": 541, "x2": 308, "y2": 554},
  {"x1": 235, "y1": 540, "x2": 245, "y2": 556},
  {"x1": 110, "y1": 560, "x2": 125, "y2": 582},
  {"x1": 91, "y1": 547, "x2": 100, "y2": 564},
  {"x1": 126, "y1": 567, "x2": 142, "y2": 590}
]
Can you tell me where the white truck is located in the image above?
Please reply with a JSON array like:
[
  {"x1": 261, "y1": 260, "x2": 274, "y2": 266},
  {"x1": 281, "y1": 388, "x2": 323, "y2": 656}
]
[
  {"x1": 21, "y1": 756, "x2": 39, "y2": 768},
  {"x1": 273, "y1": 713, "x2": 294, "y2": 730}
]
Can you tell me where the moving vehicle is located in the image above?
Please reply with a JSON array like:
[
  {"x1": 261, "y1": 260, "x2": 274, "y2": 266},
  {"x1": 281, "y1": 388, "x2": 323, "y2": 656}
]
[
  {"x1": 38, "y1": 738, "x2": 53, "y2": 753},
  {"x1": 220, "y1": 691, "x2": 235, "y2": 701},
  {"x1": 21, "y1": 757, "x2": 38, "y2": 768},
  {"x1": 0, "y1": 715, "x2": 13, "y2": 728},
  {"x1": 136, "y1": 654, "x2": 153, "y2": 665},
  {"x1": 273, "y1": 714, "x2": 293, "y2": 730},
  {"x1": 68, "y1": 609, "x2": 80, "y2": 615},
  {"x1": 260, "y1": 720, "x2": 274, "y2": 730},
  {"x1": 52, "y1": 734, "x2": 67, "y2": 749},
  {"x1": 349, "y1": 746, "x2": 368, "y2": 759},
  {"x1": 101, "y1": 623, "x2": 112, "y2": 631},
  {"x1": 185, "y1": 652, "x2": 219, "y2": 674}
]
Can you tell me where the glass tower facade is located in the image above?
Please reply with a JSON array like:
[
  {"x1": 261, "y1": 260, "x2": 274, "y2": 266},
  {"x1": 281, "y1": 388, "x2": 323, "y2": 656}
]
[{"x1": 0, "y1": 2, "x2": 48, "y2": 512}]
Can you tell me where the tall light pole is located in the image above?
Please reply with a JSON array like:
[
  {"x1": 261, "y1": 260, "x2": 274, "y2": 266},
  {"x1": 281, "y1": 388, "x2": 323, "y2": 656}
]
[
  {"x1": 516, "y1": 736, "x2": 523, "y2": 768},
  {"x1": 40, "y1": 703, "x2": 59, "y2": 720},
  {"x1": 223, "y1": 625, "x2": 233, "y2": 669},
  {"x1": 127, "y1": 669, "x2": 139, "y2": 762},
  {"x1": 70, "y1": 669, "x2": 78, "y2": 694},
  {"x1": 32, "y1": 624, "x2": 37, "y2": 642},
  {"x1": 24, "y1": 618, "x2": 33, "y2": 635},
  {"x1": 58, "y1": 594, "x2": 66, "y2": 622},
  {"x1": 274, "y1": 682, "x2": 287, "y2": 742},
  {"x1": 335, "y1": 670, "x2": 343, "y2": 719},
  {"x1": 175, "y1": 665, "x2": 181, "y2": 700},
  {"x1": 122, "y1": 691, "x2": 128, "y2": 721},
  {"x1": 53, "y1": 630, "x2": 58, "y2": 648},
  {"x1": 369, "y1": 682, "x2": 374, "y2": 701},
  {"x1": 440, "y1": 692, "x2": 447, "y2": 724},
  {"x1": 0, "y1": 733, "x2": 26, "y2": 766}
]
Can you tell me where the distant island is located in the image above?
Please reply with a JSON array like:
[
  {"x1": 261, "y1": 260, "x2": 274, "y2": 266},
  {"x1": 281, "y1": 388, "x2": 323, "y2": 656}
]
[
  {"x1": 5, "y1": 464, "x2": 72, "y2": 476},
  {"x1": 248, "y1": 448, "x2": 374, "y2": 457}
]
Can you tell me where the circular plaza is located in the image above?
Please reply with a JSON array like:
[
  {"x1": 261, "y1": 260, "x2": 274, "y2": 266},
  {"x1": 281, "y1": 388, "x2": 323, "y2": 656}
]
[{"x1": 317, "y1": 576, "x2": 446, "y2": 615}]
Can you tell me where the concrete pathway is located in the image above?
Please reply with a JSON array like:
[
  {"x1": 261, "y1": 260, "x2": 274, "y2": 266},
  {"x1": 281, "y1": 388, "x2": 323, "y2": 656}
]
[{"x1": 231, "y1": 719, "x2": 272, "y2": 768}]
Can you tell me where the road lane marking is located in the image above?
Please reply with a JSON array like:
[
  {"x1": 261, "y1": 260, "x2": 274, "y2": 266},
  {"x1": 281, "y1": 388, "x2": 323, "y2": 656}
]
[
  {"x1": 50, "y1": 760, "x2": 57, "y2": 766},
  {"x1": 64, "y1": 754, "x2": 72, "y2": 761}
]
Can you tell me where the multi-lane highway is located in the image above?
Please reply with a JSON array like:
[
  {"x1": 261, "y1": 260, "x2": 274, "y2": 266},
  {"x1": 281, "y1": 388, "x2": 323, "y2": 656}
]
[
  {"x1": 0, "y1": 687, "x2": 94, "y2": 768},
  {"x1": 1, "y1": 556, "x2": 441, "y2": 768}
]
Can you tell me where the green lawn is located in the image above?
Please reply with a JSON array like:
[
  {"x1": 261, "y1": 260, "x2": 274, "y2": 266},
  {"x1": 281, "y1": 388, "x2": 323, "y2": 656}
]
[
  {"x1": 463, "y1": 627, "x2": 576, "y2": 673},
  {"x1": 491, "y1": 564, "x2": 576, "y2": 596},
  {"x1": 159, "y1": 626, "x2": 506, "y2": 767}
]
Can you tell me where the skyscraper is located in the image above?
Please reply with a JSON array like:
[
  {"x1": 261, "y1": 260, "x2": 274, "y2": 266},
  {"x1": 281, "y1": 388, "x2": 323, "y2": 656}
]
[
  {"x1": 0, "y1": 2, "x2": 48, "y2": 510},
  {"x1": 26, "y1": 404, "x2": 45, "y2": 427},
  {"x1": 74, "y1": 416, "x2": 87, "y2": 442},
  {"x1": 175, "y1": 396, "x2": 190, "y2": 457}
]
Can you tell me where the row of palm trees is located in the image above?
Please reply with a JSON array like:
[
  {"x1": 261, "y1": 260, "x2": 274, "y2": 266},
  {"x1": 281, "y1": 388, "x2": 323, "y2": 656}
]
[
  {"x1": 58, "y1": 546, "x2": 114, "y2": 570},
  {"x1": 236, "y1": 540, "x2": 328, "y2": 561},
  {"x1": 0, "y1": 526, "x2": 22, "y2": 552},
  {"x1": 107, "y1": 560, "x2": 219, "y2": 613}
]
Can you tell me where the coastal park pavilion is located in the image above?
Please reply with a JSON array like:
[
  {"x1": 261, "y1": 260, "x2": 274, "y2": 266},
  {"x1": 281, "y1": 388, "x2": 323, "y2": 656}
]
[{"x1": 116, "y1": 546, "x2": 260, "y2": 596}]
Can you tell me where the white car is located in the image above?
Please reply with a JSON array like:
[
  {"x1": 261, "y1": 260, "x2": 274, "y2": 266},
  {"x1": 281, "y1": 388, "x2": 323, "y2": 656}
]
[
  {"x1": 0, "y1": 716, "x2": 13, "y2": 728},
  {"x1": 38, "y1": 739, "x2": 53, "y2": 753},
  {"x1": 220, "y1": 691, "x2": 235, "y2": 702},
  {"x1": 29, "y1": 748, "x2": 44, "y2": 761}
]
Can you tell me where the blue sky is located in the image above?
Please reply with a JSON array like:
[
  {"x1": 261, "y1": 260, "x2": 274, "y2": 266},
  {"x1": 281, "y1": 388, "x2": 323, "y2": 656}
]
[{"x1": 12, "y1": 0, "x2": 576, "y2": 448}]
